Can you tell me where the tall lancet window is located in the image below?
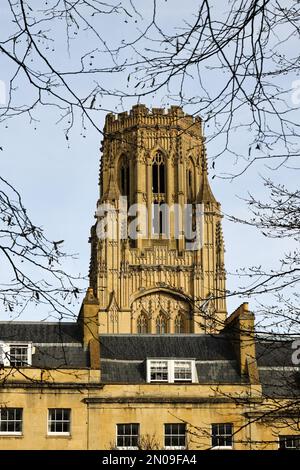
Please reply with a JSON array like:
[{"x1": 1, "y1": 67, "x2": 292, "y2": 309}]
[
  {"x1": 175, "y1": 313, "x2": 186, "y2": 334},
  {"x1": 119, "y1": 154, "x2": 130, "y2": 202},
  {"x1": 152, "y1": 151, "x2": 165, "y2": 194},
  {"x1": 137, "y1": 313, "x2": 149, "y2": 334},
  {"x1": 156, "y1": 312, "x2": 168, "y2": 334},
  {"x1": 186, "y1": 157, "x2": 195, "y2": 201},
  {"x1": 152, "y1": 151, "x2": 167, "y2": 236}
]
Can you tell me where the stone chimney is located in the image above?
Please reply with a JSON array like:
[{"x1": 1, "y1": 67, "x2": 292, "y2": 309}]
[
  {"x1": 78, "y1": 287, "x2": 99, "y2": 348},
  {"x1": 223, "y1": 302, "x2": 259, "y2": 384}
]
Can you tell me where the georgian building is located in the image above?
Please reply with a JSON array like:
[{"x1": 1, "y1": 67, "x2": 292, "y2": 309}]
[{"x1": 0, "y1": 105, "x2": 299, "y2": 450}]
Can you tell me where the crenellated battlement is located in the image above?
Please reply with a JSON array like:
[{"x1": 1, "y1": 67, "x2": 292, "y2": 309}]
[{"x1": 104, "y1": 104, "x2": 202, "y2": 137}]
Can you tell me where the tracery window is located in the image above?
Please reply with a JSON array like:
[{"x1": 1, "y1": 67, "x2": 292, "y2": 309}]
[
  {"x1": 156, "y1": 312, "x2": 168, "y2": 334},
  {"x1": 174, "y1": 313, "x2": 186, "y2": 334},
  {"x1": 137, "y1": 313, "x2": 149, "y2": 334},
  {"x1": 152, "y1": 151, "x2": 165, "y2": 194}
]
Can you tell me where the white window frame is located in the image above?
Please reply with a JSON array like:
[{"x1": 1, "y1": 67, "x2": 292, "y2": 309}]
[
  {"x1": 0, "y1": 407, "x2": 23, "y2": 435},
  {"x1": 279, "y1": 435, "x2": 300, "y2": 450},
  {"x1": 0, "y1": 342, "x2": 32, "y2": 367},
  {"x1": 116, "y1": 423, "x2": 140, "y2": 450},
  {"x1": 211, "y1": 423, "x2": 233, "y2": 449},
  {"x1": 174, "y1": 360, "x2": 193, "y2": 382},
  {"x1": 148, "y1": 360, "x2": 169, "y2": 383},
  {"x1": 47, "y1": 408, "x2": 71, "y2": 436},
  {"x1": 147, "y1": 359, "x2": 197, "y2": 383},
  {"x1": 164, "y1": 423, "x2": 186, "y2": 450}
]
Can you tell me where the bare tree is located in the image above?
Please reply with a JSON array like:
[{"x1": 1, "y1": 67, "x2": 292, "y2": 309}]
[
  {"x1": 1, "y1": 0, "x2": 300, "y2": 166},
  {"x1": 0, "y1": 175, "x2": 81, "y2": 320}
]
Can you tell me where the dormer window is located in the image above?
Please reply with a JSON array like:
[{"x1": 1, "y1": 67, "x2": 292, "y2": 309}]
[
  {"x1": 147, "y1": 359, "x2": 196, "y2": 383},
  {"x1": 0, "y1": 342, "x2": 32, "y2": 367}
]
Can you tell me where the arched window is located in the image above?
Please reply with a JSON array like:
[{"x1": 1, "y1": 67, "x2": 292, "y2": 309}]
[
  {"x1": 152, "y1": 151, "x2": 165, "y2": 194},
  {"x1": 175, "y1": 313, "x2": 186, "y2": 334},
  {"x1": 137, "y1": 313, "x2": 148, "y2": 334},
  {"x1": 119, "y1": 155, "x2": 130, "y2": 200},
  {"x1": 156, "y1": 312, "x2": 168, "y2": 334}
]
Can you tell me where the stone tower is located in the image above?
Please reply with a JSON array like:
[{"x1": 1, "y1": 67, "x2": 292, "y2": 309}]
[{"x1": 88, "y1": 105, "x2": 226, "y2": 334}]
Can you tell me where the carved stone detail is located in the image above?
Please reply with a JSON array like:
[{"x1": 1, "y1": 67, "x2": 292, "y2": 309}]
[{"x1": 131, "y1": 292, "x2": 189, "y2": 321}]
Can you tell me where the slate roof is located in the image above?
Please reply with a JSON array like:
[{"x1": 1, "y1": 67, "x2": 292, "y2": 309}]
[
  {"x1": 256, "y1": 339, "x2": 296, "y2": 367},
  {"x1": 0, "y1": 321, "x2": 88, "y2": 368},
  {"x1": 258, "y1": 369, "x2": 300, "y2": 397},
  {"x1": 0, "y1": 322, "x2": 82, "y2": 343},
  {"x1": 31, "y1": 345, "x2": 89, "y2": 368},
  {"x1": 255, "y1": 338, "x2": 300, "y2": 397},
  {"x1": 1, "y1": 322, "x2": 299, "y2": 394},
  {"x1": 100, "y1": 334, "x2": 237, "y2": 361},
  {"x1": 100, "y1": 334, "x2": 242, "y2": 384}
]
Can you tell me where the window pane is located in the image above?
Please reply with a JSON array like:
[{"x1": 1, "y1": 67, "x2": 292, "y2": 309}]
[
  {"x1": 219, "y1": 424, "x2": 225, "y2": 435},
  {"x1": 211, "y1": 424, "x2": 217, "y2": 435},
  {"x1": 225, "y1": 424, "x2": 232, "y2": 435},
  {"x1": 150, "y1": 360, "x2": 168, "y2": 382},
  {"x1": 55, "y1": 409, "x2": 63, "y2": 420},
  {"x1": 178, "y1": 424, "x2": 186, "y2": 434},
  {"x1": 211, "y1": 423, "x2": 233, "y2": 447},
  {"x1": 48, "y1": 409, "x2": 70, "y2": 434},
  {"x1": 117, "y1": 423, "x2": 139, "y2": 448},
  {"x1": 131, "y1": 424, "x2": 139, "y2": 435},
  {"x1": 0, "y1": 408, "x2": 22, "y2": 434},
  {"x1": 7, "y1": 422, "x2": 14, "y2": 432},
  {"x1": 165, "y1": 424, "x2": 171, "y2": 435},
  {"x1": 174, "y1": 361, "x2": 192, "y2": 382},
  {"x1": 9, "y1": 345, "x2": 29, "y2": 367},
  {"x1": 164, "y1": 423, "x2": 186, "y2": 448}
]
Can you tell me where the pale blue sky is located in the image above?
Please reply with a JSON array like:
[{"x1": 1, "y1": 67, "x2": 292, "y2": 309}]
[{"x1": 0, "y1": 0, "x2": 298, "y2": 321}]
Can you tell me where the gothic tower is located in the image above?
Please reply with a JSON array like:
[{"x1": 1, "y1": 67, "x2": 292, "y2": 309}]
[{"x1": 88, "y1": 105, "x2": 226, "y2": 334}]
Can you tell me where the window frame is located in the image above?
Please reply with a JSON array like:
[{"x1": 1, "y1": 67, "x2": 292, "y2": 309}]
[
  {"x1": 173, "y1": 360, "x2": 193, "y2": 383},
  {"x1": 47, "y1": 408, "x2": 71, "y2": 436},
  {"x1": 137, "y1": 313, "x2": 149, "y2": 334},
  {"x1": 148, "y1": 360, "x2": 169, "y2": 383},
  {"x1": 155, "y1": 312, "x2": 168, "y2": 334},
  {"x1": 211, "y1": 423, "x2": 233, "y2": 449},
  {"x1": 174, "y1": 313, "x2": 186, "y2": 334},
  {"x1": 0, "y1": 342, "x2": 32, "y2": 367},
  {"x1": 147, "y1": 359, "x2": 196, "y2": 384},
  {"x1": 164, "y1": 423, "x2": 186, "y2": 450},
  {"x1": 119, "y1": 154, "x2": 130, "y2": 201},
  {"x1": 152, "y1": 151, "x2": 166, "y2": 195},
  {"x1": 0, "y1": 407, "x2": 23, "y2": 436},
  {"x1": 279, "y1": 435, "x2": 300, "y2": 450},
  {"x1": 116, "y1": 423, "x2": 140, "y2": 450}
]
